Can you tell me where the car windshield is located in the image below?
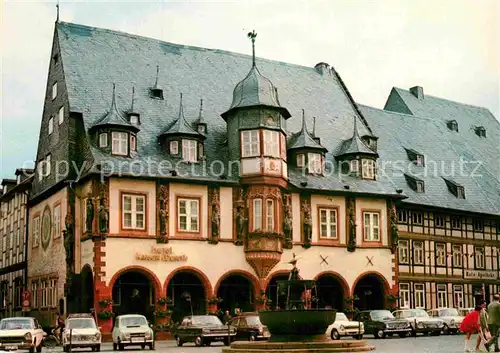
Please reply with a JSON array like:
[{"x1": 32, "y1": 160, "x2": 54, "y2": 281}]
[
  {"x1": 371, "y1": 310, "x2": 395, "y2": 320},
  {"x1": 67, "y1": 318, "x2": 96, "y2": 329},
  {"x1": 440, "y1": 309, "x2": 460, "y2": 317},
  {"x1": 191, "y1": 316, "x2": 223, "y2": 326},
  {"x1": 336, "y1": 313, "x2": 348, "y2": 321},
  {"x1": 415, "y1": 309, "x2": 429, "y2": 318},
  {"x1": 121, "y1": 316, "x2": 147, "y2": 327},
  {"x1": 396, "y1": 311, "x2": 414, "y2": 319},
  {"x1": 0, "y1": 319, "x2": 34, "y2": 330},
  {"x1": 245, "y1": 316, "x2": 262, "y2": 326}
]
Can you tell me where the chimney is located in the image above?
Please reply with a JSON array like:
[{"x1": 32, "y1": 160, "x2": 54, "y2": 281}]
[
  {"x1": 409, "y1": 86, "x2": 424, "y2": 99},
  {"x1": 314, "y1": 62, "x2": 330, "y2": 75}
]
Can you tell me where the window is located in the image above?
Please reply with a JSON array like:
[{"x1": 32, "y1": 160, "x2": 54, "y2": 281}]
[
  {"x1": 447, "y1": 120, "x2": 458, "y2": 132},
  {"x1": 263, "y1": 130, "x2": 280, "y2": 157},
  {"x1": 122, "y1": 194, "x2": 145, "y2": 230},
  {"x1": 475, "y1": 126, "x2": 486, "y2": 138},
  {"x1": 473, "y1": 219, "x2": 484, "y2": 232},
  {"x1": 45, "y1": 154, "x2": 51, "y2": 176},
  {"x1": 82, "y1": 198, "x2": 88, "y2": 233},
  {"x1": 416, "y1": 155, "x2": 425, "y2": 166},
  {"x1": 475, "y1": 247, "x2": 485, "y2": 269},
  {"x1": 182, "y1": 139, "x2": 197, "y2": 162},
  {"x1": 457, "y1": 186, "x2": 465, "y2": 199},
  {"x1": 399, "y1": 283, "x2": 410, "y2": 308},
  {"x1": 99, "y1": 133, "x2": 108, "y2": 147},
  {"x1": 414, "y1": 284, "x2": 425, "y2": 309},
  {"x1": 452, "y1": 245, "x2": 462, "y2": 267},
  {"x1": 350, "y1": 159, "x2": 359, "y2": 173},
  {"x1": 453, "y1": 285, "x2": 464, "y2": 308},
  {"x1": 397, "y1": 209, "x2": 408, "y2": 223},
  {"x1": 413, "y1": 241, "x2": 424, "y2": 265},
  {"x1": 52, "y1": 82, "x2": 57, "y2": 100},
  {"x1": 31, "y1": 282, "x2": 38, "y2": 308},
  {"x1": 241, "y1": 130, "x2": 260, "y2": 157},
  {"x1": 58, "y1": 107, "x2": 64, "y2": 124},
  {"x1": 308, "y1": 153, "x2": 322, "y2": 174},
  {"x1": 14, "y1": 278, "x2": 22, "y2": 308},
  {"x1": 416, "y1": 181, "x2": 425, "y2": 193},
  {"x1": 297, "y1": 154, "x2": 305, "y2": 168},
  {"x1": 363, "y1": 212, "x2": 380, "y2": 241},
  {"x1": 53, "y1": 204, "x2": 61, "y2": 239},
  {"x1": 411, "y1": 211, "x2": 423, "y2": 225},
  {"x1": 253, "y1": 199, "x2": 262, "y2": 231},
  {"x1": 33, "y1": 216, "x2": 40, "y2": 247},
  {"x1": 0, "y1": 282, "x2": 8, "y2": 309},
  {"x1": 436, "y1": 243, "x2": 446, "y2": 266},
  {"x1": 112, "y1": 132, "x2": 128, "y2": 156},
  {"x1": 198, "y1": 143, "x2": 204, "y2": 159},
  {"x1": 130, "y1": 135, "x2": 136, "y2": 152},
  {"x1": 361, "y1": 159, "x2": 375, "y2": 179},
  {"x1": 437, "y1": 284, "x2": 447, "y2": 308},
  {"x1": 150, "y1": 88, "x2": 164, "y2": 100},
  {"x1": 451, "y1": 216, "x2": 462, "y2": 229},
  {"x1": 48, "y1": 117, "x2": 54, "y2": 135},
  {"x1": 130, "y1": 115, "x2": 139, "y2": 125},
  {"x1": 435, "y1": 214, "x2": 445, "y2": 228},
  {"x1": 266, "y1": 199, "x2": 274, "y2": 232},
  {"x1": 398, "y1": 240, "x2": 409, "y2": 264},
  {"x1": 319, "y1": 208, "x2": 337, "y2": 239},
  {"x1": 170, "y1": 141, "x2": 178, "y2": 155},
  {"x1": 178, "y1": 198, "x2": 199, "y2": 232}
]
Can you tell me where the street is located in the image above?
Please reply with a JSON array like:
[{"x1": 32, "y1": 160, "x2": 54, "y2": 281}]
[{"x1": 38, "y1": 335, "x2": 484, "y2": 353}]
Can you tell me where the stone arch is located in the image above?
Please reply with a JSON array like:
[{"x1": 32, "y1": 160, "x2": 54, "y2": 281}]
[
  {"x1": 80, "y1": 264, "x2": 94, "y2": 313},
  {"x1": 214, "y1": 270, "x2": 261, "y2": 313},
  {"x1": 163, "y1": 266, "x2": 213, "y2": 299},
  {"x1": 351, "y1": 271, "x2": 390, "y2": 310},
  {"x1": 314, "y1": 271, "x2": 350, "y2": 311},
  {"x1": 108, "y1": 265, "x2": 163, "y2": 298}
]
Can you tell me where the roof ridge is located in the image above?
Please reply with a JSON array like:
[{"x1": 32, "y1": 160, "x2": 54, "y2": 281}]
[{"x1": 359, "y1": 104, "x2": 435, "y2": 122}]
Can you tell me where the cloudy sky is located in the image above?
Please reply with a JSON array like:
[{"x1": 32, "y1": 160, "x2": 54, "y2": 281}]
[{"x1": 1, "y1": 0, "x2": 499, "y2": 178}]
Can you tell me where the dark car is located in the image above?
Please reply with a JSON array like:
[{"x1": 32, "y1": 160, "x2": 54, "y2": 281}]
[
  {"x1": 174, "y1": 315, "x2": 236, "y2": 347},
  {"x1": 228, "y1": 313, "x2": 270, "y2": 341},
  {"x1": 355, "y1": 310, "x2": 411, "y2": 339}
]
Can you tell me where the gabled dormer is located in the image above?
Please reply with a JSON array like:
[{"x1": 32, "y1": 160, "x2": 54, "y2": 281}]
[
  {"x1": 404, "y1": 148, "x2": 425, "y2": 166},
  {"x1": 443, "y1": 177, "x2": 465, "y2": 199},
  {"x1": 336, "y1": 117, "x2": 378, "y2": 180},
  {"x1": 194, "y1": 99, "x2": 207, "y2": 135},
  {"x1": 404, "y1": 174, "x2": 425, "y2": 193},
  {"x1": 149, "y1": 65, "x2": 164, "y2": 100},
  {"x1": 159, "y1": 93, "x2": 206, "y2": 162},
  {"x1": 447, "y1": 119, "x2": 458, "y2": 132},
  {"x1": 474, "y1": 126, "x2": 486, "y2": 138},
  {"x1": 89, "y1": 84, "x2": 140, "y2": 157},
  {"x1": 287, "y1": 110, "x2": 327, "y2": 175}
]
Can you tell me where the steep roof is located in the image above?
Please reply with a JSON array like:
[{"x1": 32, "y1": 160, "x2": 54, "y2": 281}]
[
  {"x1": 57, "y1": 22, "x2": 402, "y2": 197},
  {"x1": 287, "y1": 110, "x2": 327, "y2": 152},
  {"x1": 361, "y1": 104, "x2": 500, "y2": 216},
  {"x1": 336, "y1": 117, "x2": 378, "y2": 157},
  {"x1": 160, "y1": 94, "x2": 204, "y2": 138}
]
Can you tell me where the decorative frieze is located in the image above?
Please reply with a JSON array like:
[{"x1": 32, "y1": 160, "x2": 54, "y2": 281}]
[
  {"x1": 346, "y1": 197, "x2": 356, "y2": 252},
  {"x1": 157, "y1": 183, "x2": 169, "y2": 243}
]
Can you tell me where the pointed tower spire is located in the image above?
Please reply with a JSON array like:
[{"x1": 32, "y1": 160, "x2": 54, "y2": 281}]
[
  {"x1": 353, "y1": 116, "x2": 358, "y2": 137},
  {"x1": 154, "y1": 65, "x2": 160, "y2": 88},
  {"x1": 312, "y1": 117, "x2": 317, "y2": 137},
  {"x1": 110, "y1": 83, "x2": 117, "y2": 111},
  {"x1": 131, "y1": 87, "x2": 136, "y2": 111},
  {"x1": 301, "y1": 109, "x2": 307, "y2": 132},
  {"x1": 178, "y1": 93, "x2": 184, "y2": 120},
  {"x1": 56, "y1": 0, "x2": 60, "y2": 22},
  {"x1": 247, "y1": 30, "x2": 257, "y2": 67},
  {"x1": 198, "y1": 99, "x2": 204, "y2": 121}
]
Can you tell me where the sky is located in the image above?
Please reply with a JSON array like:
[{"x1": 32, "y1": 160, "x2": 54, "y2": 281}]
[{"x1": 1, "y1": 0, "x2": 499, "y2": 179}]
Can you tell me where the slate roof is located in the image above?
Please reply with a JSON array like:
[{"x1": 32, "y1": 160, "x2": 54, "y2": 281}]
[
  {"x1": 336, "y1": 117, "x2": 378, "y2": 157},
  {"x1": 160, "y1": 94, "x2": 204, "y2": 138},
  {"x1": 287, "y1": 110, "x2": 327, "y2": 152},
  {"x1": 360, "y1": 104, "x2": 500, "y2": 216}
]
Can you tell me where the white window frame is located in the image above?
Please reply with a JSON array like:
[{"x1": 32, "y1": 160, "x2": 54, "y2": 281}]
[
  {"x1": 413, "y1": 241, "x2": 424, "y2": 265},
  {"x1": 473, "y1": 219, "x2": 484, "y2": 232},
  {"x1": 182, "y1": 139, "x2": 197, "y2": 162},
  {"x1": 435, "y1": 214, "x2": 445, "y2": 228},
  {"x1": 241, "y1": 130, "x2": 260, "y2": 157},
  {"x1": 416, "y1": 181, "x2": 424, "y2": 193},
  {"x1": 398, "y1": 240, "x2": 409, "y2": 264},
  {"x1": 297, "y1": 154, "x2": 305, "y2": 168},
  {"x1": 399, "y1": 283, "x2": 410, "y2": 309},
  {"x1": 33, "y1": 216, "x2": 40, "y2": 248},
  {"x1": 453, "y1": 285, "x2": 464, "y2": 308},
  {"x1": 414, "y1": 284, "x2": 425, "y2": 309},
  {"x1": 363, "y1": 212, "x2": 380, "y2": 241},
  {"x1": 308, "y1": 153, "x2": 322, "y2": 174},
  {"x1": 457, "y1": 187, "x2": 465, "y2": 199},
  {"x1": 416, "y1": 155, "x2": 424, "y2": 166},
  {"x1": 130, "y1": 135, "x2": 136, "y2": 152},
  {"x1": 177, "y1": 198, "x2": 199, "y2": 232},
  {"x1": 319, "y1": 208, "x2": 338, "y2": 239},
  {"x1": 350, "y1": 159, "x2": 359, "y2": 173},
  {"x1": 99, "y1": 133, "x2": 108, "y2": 147},
  {"x1": 52, "y1": 82, "x2": 57, "y2": 100},
  {"x1": 452, "y1": 245, "x2": 462, "y2": 267},
  {"x1": 48, "y1": 117, "x2": 54, "y2": 135},
  {"x1": 170, "y1": 141, "x2": 179, "y2": 155},
  {"x1": 263, "y1": 130, "x2": 280, "y2": 157},
  {"x1": 266, "y1": 199, "x2": 274, "y2": 232},
  {"x1": 361, "y1": 159, "x2": 375, "y2": 179},
  {"x1": 112, "y1": 132, "x2": 128, "y2": 156},
  {"x1": 58, "y1": 106, "x2": 64, "y2": 124},
  {"x1": 436, "y1": 243, "x2": 446, "y2": 266},
  {"x1": 412, "y1": 211, "x2": 423, "y2": 225},
  {"x1": 46, "y1": 154, "x2": 51, "y2": 176},
  {"x1": 122, "y1": 194, "x2": 146, "y2": 230},
  {"x1": 451, "y1": 216, "x2": 462, "y2": 229},
  {"x1": 437, "y1": 284, "x2": 448, "y2": 308},
  {"x1": 130, "y1": 115, "x2": 139, "y2": 125},
  {"x1": 253, "y1": 198, "x2": 262, "y2": 231},
  {"x1": 53, "y1": 204, "x2": 61, "y2": 239},
  {"x1": 475, "y1": 247, "x2": 485, "y2": 269},
  {"x1": 397, "y1": 209, "x2": 408, "y2": 223}
]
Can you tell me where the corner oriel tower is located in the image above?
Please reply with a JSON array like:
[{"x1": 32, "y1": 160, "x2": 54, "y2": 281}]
[{"x1": 221, "y1": 31, "x2": 291, "y2": 281}]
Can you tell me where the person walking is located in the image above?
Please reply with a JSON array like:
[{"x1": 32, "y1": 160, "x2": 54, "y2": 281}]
[
  {"x1": 485, "y1": 294, "x2": 500, "y2": 352},
  {"x1": 477, "y1": 299, "x2": 490, "y2": 352},
  {"x1": 461, "y1": 305, "x2": 482, "y2": 352}
]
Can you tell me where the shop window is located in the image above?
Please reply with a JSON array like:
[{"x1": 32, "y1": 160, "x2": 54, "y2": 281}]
[
  {"x1": 112, "y1": 132, "x2": 128, "y2": 156},
  {"x1": 263, "y1": 130, "x2": 280, "y2": 157},
  {"x1": 413, "y1": 241, "x2": 424, "y2": 265},
  {"x1": 178, "y1": 198, "x2": 199, "y2": 233},
  {"x1": 363, "y1": 212, "x2": 380, "y2": 241},
  {"x1": 399, "y1": 283, "x2": 410, "y2": 308},
  {"x1": 319, "y1": 208, "x2": 337, "y2": 239},
  {"x1": 182, "y1": 139, "x2": 197, "y2": 162},
  {"x1": 452, "y1": 245, "x2": 462, "y2": 267},
  {"x1": 436, "y1": 243, "x2": 446, "y2": 266},
  {"x1": 437, "y1": 284, "x2": 448, "y2": 308},
  {"x1": 398, "y1": 240, "x2": 409, "y2": 264},
  {"x1": 414, "y1": 284, "x2": 425, "y2": 309},
  {"x1": 252, "y1": 199, "x2": 262, "y2": 231},
  {"x1": 475, "y1": 247, "x2": 485, "y2": 269},
  {"x1": 241, "y1": 130, "x2": 260, "y2": 157},
  {"x1": 122, "y1": 194, "x2": 146, "y2": 230}
]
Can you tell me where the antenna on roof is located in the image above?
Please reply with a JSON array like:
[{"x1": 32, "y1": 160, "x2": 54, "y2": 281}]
[
  {"x1": 56, "y1": 0, "x2": 60, "y2": 22},
  {"x1": 247, "y1": 30, "x2": 257, "y2": 67}
]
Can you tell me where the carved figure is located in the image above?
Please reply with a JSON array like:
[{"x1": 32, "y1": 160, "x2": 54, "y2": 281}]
[
  {"x1": 211, "y1": 193, "x2": 220, "y2": 240},
  {"x1": 158, "y1": 184, "x2": 169, "y2": 238},
  {"x1": 283, "y1": 195, "x2": 293, "y2": 249},
  {"x1": 235, "y1": 206, "x2": 247, "y2": 245},
  {"x1": 98, "y1": 201, "x2": 109, "y2": 234},
  {"x1": 159, "y1": 207, "x2": 167, "y2": 235},
  {"x1": 86, "y1": 197, "x2": 94, "y2": 233},
  {"x1": 389, "y1": 201, "x2": 399, "y2": 253},
  {"x1": 65, "y1": 208, "x2": 73, "y2": 231},
  {"x1": 347, "y1": 198, "x2": 356, "y2": 252},
  {"x1": 302, "y1": 201, "x2": 312, "y2": 246},
  {"x1": 64, "y1": 225, "x2": 74, "y2": 274}
]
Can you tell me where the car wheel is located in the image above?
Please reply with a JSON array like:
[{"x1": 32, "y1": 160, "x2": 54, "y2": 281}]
[
  {"x1": 29, "y1": 347, "x2": 34, "y2": 353},
  {"x1": 36, "y1": 340, "x2": 43, "y2": 353},
  {"x1": 330, "y1": 329, "x2": 340, "y2": 340},
  {"x1": 194, "y1": 336, "x2": 203, "y2": 347},
  {"x1": 249, "y1": 333, "x2": 255, "y2": 341},
  {"x1": 398, "y1": 332, "x2": 408, "y2": 338},
  {"x1": 95, "y1": 345, "x2": 101, "y2": 352},
  {"x1": 118, "y1": 339, "x2": 125, "y2": 351},
  {"x1": 411, "y1": 329, "x2": 417, "y2": 337},
  {"x1": 149, "y1": 343, "x2": 155, "y2": 350},
  {"x1": 442, "y1": 324, "x2": 449, "y2": 335},
  {"x1": 353, "y1": 334, "x2": 363, "y2": 340},
  {"x1": 175, "y1": 336, "x2": 183, "y2": 347},
  {"x1": 376, "y1": 329, "x2": 386, "y2": 339},
  {"x1": 223, "y1": 337, "x2": 230, "y2": 346},
  {"x1": 141, "y1": 344, "x2": 146, "y2": 349}
]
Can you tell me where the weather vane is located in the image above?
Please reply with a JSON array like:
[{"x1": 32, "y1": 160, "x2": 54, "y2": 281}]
[
  {"x1": 247, "y1": 30, "x2": 257, "y2": 66},
  {"x1": 56, "y1": 0, "x2": 60, "y2": 22}
]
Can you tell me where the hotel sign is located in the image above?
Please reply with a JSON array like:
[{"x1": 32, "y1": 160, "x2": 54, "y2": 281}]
[
  {"x1": 136, "y1": 246, "x2": 188, "y2": 262},
  {"x1": 463, "y1": 270, "x2": 498, "y2": 280}
]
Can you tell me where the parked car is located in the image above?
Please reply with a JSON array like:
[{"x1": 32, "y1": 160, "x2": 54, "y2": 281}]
[
  {"x1": 355, "y1": 310, "x2": 411, "y2": 339},
  {"x1": 62, "y1": 313, "x2": 101, "y2": 352},
  {"x1": 393, "y1": 309, "x2": 444, "y2": 336},
  {"x1": 458, "y1": 308, "x2": 475, "y2": 317},
  {"x1": 111, "y1": 314, "x2": 154, "y2": 350},
  {"x1": 427, "y1": 308, "x2": 463, "y2": 335},
  {"x1": 0, "y1": 317, "x2": 45, "y2": 352},
  {"x1": 228, "y1": 313, "x2": 270, "y2": 341},
  {"x1": 326, "y1": 312, "x2": 364, "y2": 340},
  {"x1": 175, "y1": 315, "x2": 236, "y2": 347}
]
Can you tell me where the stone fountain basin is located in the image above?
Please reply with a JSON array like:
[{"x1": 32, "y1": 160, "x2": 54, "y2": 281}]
[{"x1": 259, "y1": 309, "x2": 336, "y2": 340}]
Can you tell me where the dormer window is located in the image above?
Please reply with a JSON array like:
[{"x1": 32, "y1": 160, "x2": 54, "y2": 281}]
[
  {"x1": 404, "y1": 174, "x2": 425, "y2": 192},
  {"x1": 170, "y1": 141, "x2": 179, "y2": 155},
  {"x1": 416, "y1": 155, "x2": 425, "y2": 166},
  {"x1": 405, "y1": 148, "x2": 424, "y2": 166},
  {"x1": 443, "y1": 178, "x2": 465, "y2": 199},
  {"x1": 447, "y1": 120, "x2": 458, "y2": 132},
  {"x1": 99, "y1": 133, "x2": 108, "y2": 147},
  {"x1": 241, "y1": 130, "x2": 260, "y2": 157},
  {"x1": 457, "y1": 186, "x2": 465, "y2": 199},
  {"x1": 52, "y1": 82, "x2": 58, "y2": 100},
  {"x1": 350, "y1": 159, "x2": 359, "y2": 173},
  {"x1": 149, "y1": 88, "x2": 163, "y2": 100},
  {"x1": 130, "y1": 135, "x2": 137, "y2": 152},
  {"x1": 197, "y1": 125, "x2": 206, "y2": 134},
  {"x1": 129, "y1": 114, "x2": 140, "y2": 125},
  {"x1": 297, "y1": 154, "x2": 305, "y2": 168},
  {"x1": 361, "y1": 135, "x2": 378, "y2": 152},
  {"x1": 361, "y1": 159, "x2": 376, "y2": 180},
  {"x1": 182, "y1": 139, "x2": 197, "y2": 162},
  {"x1": 475, "y1": 126, "x2": 486, "y2": 138},
  {"x1": 308, "y1": 153, "x2": 322, "y2": 174},
  {"x1": 112, "y1": 132, "x2": 128, "y2": 156},
  {"x1": 416, "y1": 181, "x2": 425, "y2": 193}
]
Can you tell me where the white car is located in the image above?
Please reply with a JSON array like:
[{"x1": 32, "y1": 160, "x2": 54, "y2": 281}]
[
  {"x1": 393, "y1": 309, "x2": 444, "y2": 336},
  {"x1": 427, "y1": 308, "x2": 463, "y2": 335},
  {"x1": 325, "y1": 312, "x2": 364, "y2": 340},
  {"x1": 62, "y1": 314, "x2": 101, "y2": 352},
  {"x1": 0, "y1": 317, "x2": 45, "y2": 352},
  {"x1": 112, "y1": 314, "x2": 154, "y2": 350}
]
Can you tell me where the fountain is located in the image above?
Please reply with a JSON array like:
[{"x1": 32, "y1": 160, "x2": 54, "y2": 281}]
[{"x1": 222, "y1": 254, "x2": 375, "y2": 353}]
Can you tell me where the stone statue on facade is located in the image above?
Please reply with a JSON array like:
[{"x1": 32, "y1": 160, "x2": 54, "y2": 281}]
[
  {"x1": 98, "y1": 200, "x2": 109, "y2": 234},
  {"x1": 302, "y1": 201, "x2": 312, "y2": 248},
  {"x1": 157, "y1": 184, "x2": 169, "y2": 242},
  {"x1": 159, "y1": 206, "x2": 167, "y2": 235},
  {"x1": 235, "y1": 206, "x2": 247, "y2": 246},
  {"x1": 86, "y1": 197, "x2": 94, "y2": 234},
  {"x1": 389, "y1": 201, "x2": 399, "y2": 254},
  {"x1": 347, "y1": 197, "x2": 356, "y2": 252},
  {"x1": 211, "y1": 192, "x2": 220, "y2": 244},
  {"x1": 283, "y1": 194, "x2": 293, "y2": 249}
]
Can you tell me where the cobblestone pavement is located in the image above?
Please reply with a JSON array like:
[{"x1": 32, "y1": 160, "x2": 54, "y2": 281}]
[{"x1": 38, "y1": 335, "x2": 492, "y2": 353}]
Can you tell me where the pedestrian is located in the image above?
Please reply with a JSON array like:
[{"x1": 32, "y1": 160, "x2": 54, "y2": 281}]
[
  {"x1": 477, "y1": 299, "x2": 491, "y2": 352},
  {"x1": 460, "y1": 305, "x2": 481, "y2": 352},
  {"x1": 223, "y1": 310, "x2": 232, "y2": 324},
  {"x1": 485, "y1": 294, "x2": 500, "y2": 352}
]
